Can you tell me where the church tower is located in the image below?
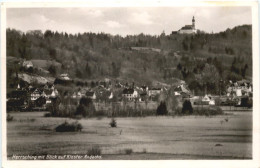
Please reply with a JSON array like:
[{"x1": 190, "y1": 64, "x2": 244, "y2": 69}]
[{"x1": 192, "y1": 16, "x2": 195, "y2": 29}]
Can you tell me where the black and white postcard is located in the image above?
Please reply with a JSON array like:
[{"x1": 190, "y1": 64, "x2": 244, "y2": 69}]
[{"x1": 1, "y1": 1, "x2": 259, "y2": 168}]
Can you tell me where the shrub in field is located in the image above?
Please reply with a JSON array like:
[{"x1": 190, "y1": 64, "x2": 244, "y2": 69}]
[
  {"x1": 7, "y1": 114, "x2": 14, "y2": 122},
  {"x1": 182, "y1": 100, "x2": 193, "y2": 115},
  {"x1": 87, "y1": 146, "x2": 101, "y2": 155},
  {"x1": 44, "y1": 112, "x2": 51, "y2": 117},
  {"x1": 124, "y1": 148, "x2": 133, "y2": 155},
  {"x1": 55, "y1": 121, "x2": 83, "y2": 132},
  {"x1": 109, "y1": 118, "x2": 117, "y2": 127},
  {"x1": 240, "y1": 97, "x2": 253, "y2": 108},
  {"x1": 156, "y1": 101, "x2": 168, "y2": 115}
]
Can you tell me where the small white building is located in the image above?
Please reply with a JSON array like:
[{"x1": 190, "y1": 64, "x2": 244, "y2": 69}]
[
  {"x1": 60, "y1": 74, "x2": 71, "y2": 80},
  {"x1": 122, "y1": 88, "x2": 138, "y2": 101},
  {"x1": 108, "y1": 92, "x2": 113, "y2": 99},
  {"x1": 50, "y1": 89, "x2": 59, "y2": 98},
  {"x1": 22, "y1": 61, "x2": 33, "y2": 69},
  {"x1": 30, "y1": 88, "x2": 41, "y2": 101},
  {"x1": 202, "y1": 95, "x2": 215, "y2": 105},
  {"x1": 173, "y1": 84, "x2": 191, "y2": 97},
  {"x1": 148, "y1": 88, "x2": 162, "y2": 97}
]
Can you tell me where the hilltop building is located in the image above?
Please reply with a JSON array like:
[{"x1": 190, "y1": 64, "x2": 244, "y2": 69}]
[{"x1": 172, "y1": 16, "x2": 197, "y2": 34}]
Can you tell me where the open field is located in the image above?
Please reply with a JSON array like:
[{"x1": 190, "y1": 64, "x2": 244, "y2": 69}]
[{"x1": 7, "y1": 111, "x2": 252, "y2": 160}]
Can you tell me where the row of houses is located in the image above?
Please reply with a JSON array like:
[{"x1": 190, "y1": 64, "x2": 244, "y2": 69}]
[
  {"x1": 227, "y1": 80, "x2": 252, "y2": 97},
  {"x1": 8, "y1": 82, "x2": 59, "y2": 104},
  {"x1": 121, "y1": 84, "x2": 191, "y2": 101}
]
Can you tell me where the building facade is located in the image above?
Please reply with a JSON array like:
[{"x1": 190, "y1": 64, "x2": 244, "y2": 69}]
[{"x1": 178, "y1": 16, "x2": 197, "y2": 34}]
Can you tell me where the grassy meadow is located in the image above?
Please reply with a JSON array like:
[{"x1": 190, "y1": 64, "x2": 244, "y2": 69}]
[{"x1": 7, "y1": 111, "x2": 252, "y2": 160}]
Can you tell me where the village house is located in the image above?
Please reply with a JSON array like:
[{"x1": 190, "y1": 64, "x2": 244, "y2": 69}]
[
  {"x1": 50, "y1": 89, "x2": 59, "y2": 98},
  {"x1": 29, "y1": 88, "x2": 42, "y2": 101},
  {"x1": 148, "y1": 88, "x2": 162, "y2": 97},
  {"x1": 72, "y1": 91, "x2": 81, "y2": 99},
  {"x1": 42, "y1": 91, "x2": 52, "y2": 104},
  {"x1": 173, "y1": 84, "x2": 191, "y2": 97},
  {"x1": 227, "y1": 80, "x2": 252, "y2": 97},
  {"x1": 108, "y1": 92, "x2": 113, "y2": 99},
  {"x1": 72, "y1": 89, "x2": 86, "y2": 99},
  {"x1": 202, "y1": 95, "x2": 215, "y2": 105},
  {"x1": 139, "y1": 92, "x2": 148, "y2": 102},
  {"x1": 141, "y1": 85, "x2": 149, "y2": 92},
  {"x1": 42, "y1": 89, "x2": 58, "y2": 98},
  {"x1": 122, "y1": 88, "x2": 138, "y2": 101},
  {"x1": 60, "y1": 73, "x2": 71, "y2": 80},
  {"x1": 42, "y1": 83, "x2": 55, "y2": 90},
  {"x1": 22, "y1": 60, "x2": 33, "y2": 69},
  {"x1": 38, "y1": 82, "x2": 59, "y2": 99},
  {"x1": 86, "y1": 91, "x2": 96, "y2": 100}
]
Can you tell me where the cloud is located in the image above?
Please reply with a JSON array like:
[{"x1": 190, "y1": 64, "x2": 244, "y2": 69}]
[
  {"x1": 130, "y1": 11, "x2": 153, "y2": 25},
  {"x1": 105, "y1": 20, "x2": 124, "y2": 28},
  {"x1": 88, "y1": 9, "x2": 103, "y2": 17}
]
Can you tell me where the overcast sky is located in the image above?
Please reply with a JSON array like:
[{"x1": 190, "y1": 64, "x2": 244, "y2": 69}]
[{"x1": 7, "y1": 7, "x2": 251, "y2": 36}]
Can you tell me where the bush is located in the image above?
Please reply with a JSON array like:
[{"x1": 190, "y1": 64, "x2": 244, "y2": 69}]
[
  {"x1": 124, "y1": 148, "x2": 133, "y2": 155},
  {"x1": 109, "y1": 118, "x2": 117, "y2": 127},
  {"x1": 44, "y1": 112, "x2": 51, "y2": 117},
  {"x1": 240, "y1": 97, "x2": 253, "y2": 108},
  {"x1": 156, "y1": 101, "x2": 168, "y2": 115},
  {"x1": 55, "y1": 121, "x2": 83, "y2": 132},
  {"x1": 75, "y1": 105, "x2": 87, "y2": 117},
  {"x1": 75, "y1": 97, "x2": 96, "y2": 117},
  {"x1": 87, "y1": 146, "x2": 101, "y2": 155},
  {"x1": 7, "y1": 114, "x2": 14, "y2": 122},
  {"x1": 182, "y1": 100, "x2": 193, "y2": 114}
]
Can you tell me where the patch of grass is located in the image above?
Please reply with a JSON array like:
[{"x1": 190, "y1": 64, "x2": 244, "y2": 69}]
[
  {"x1": 175, "y1": 105, "x2": 223, "y2": 116},
  {"x1": 124, "y1": 148, "x2": 133, "y2": 155},
  {"x1": 55, "y1": 121, "x2": 83, "y2": 132},
  {"x1": 87, "y1": 146, "x2": 102, "y2": 155},
  {"x1": 19, "y1": 118, "x2": 36, "y2": 122},
  {"x1": 72, "y1": 115, "x2": 83, "y2": 120},
  {"x1": 142, "y1": 148, "x2": 147, "y2": 153}
]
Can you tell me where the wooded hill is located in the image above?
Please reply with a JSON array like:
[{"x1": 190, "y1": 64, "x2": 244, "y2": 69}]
[{"x1": 6, "y1": 25, "x2": 252, "y2": 95}]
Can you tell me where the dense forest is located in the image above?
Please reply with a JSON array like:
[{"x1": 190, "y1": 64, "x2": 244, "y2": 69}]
[{"x1": 6, "y1": 24, "x2": 252, "y2": 95}]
